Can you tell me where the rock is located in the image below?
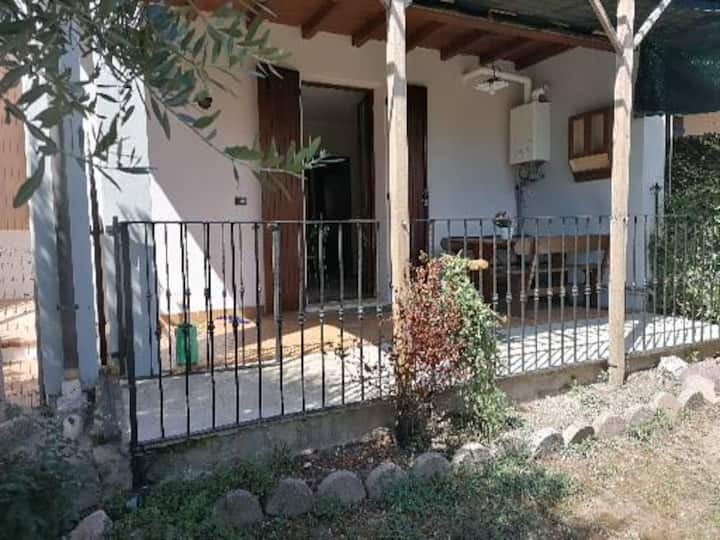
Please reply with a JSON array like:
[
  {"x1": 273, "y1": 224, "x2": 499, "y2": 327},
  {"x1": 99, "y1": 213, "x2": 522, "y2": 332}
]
[
  {"x1": 528, "y1": 428, "x2": 563, "y2": 459},
  {"x1": 318, "y1": 470, "x2": 366, "y2": 505},
  {"x1": 411, "y1": 452, "x2": 451, "y2": 481},
  {"x1": 365, "y1": 463, "x2": 407, "y2": 500},
  {"x1": 451, "y1": 442, "x2": 493, "y2": 470},
  {"x1": 657, "y1": 356, "x2": 688, "y2": 380},
  {"x1": 683, "y1": 362, "x2": 720, "y2": 392},
  {"x1": 651, "y1": 391, "x2": 681, "y2": 420},
  {"x1": 592, "y1": 413, "x2": 626, "y2": 439},
  {"x1": 683, "y1": 374, "x2": 718, "y2": 404},
  {"x1": 69, "y1": 510, "x2": 112, "y2": 540},
  {"x1": 562, "y1": 422, "x2": 595, "y2": 446},
  {"x1": 213, "y1": 489, "x2": 264, "y2": 527},
  {"x1": 265, "y1": 478, "x2": 314, "y2": 517},
  {"x1": 678, "y1": 388, "x2": 706, "y2": 411},
  {"x1": 63, "y1": 414, "x2": 84, "y2": 441},
  {"x1": 625, "y1": 404, "x2": 655, "y2": 428}
]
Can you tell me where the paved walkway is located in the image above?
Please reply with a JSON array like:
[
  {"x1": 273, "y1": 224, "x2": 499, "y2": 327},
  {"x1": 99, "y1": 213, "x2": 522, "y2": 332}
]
[{"x1": 126, "y1": 313, "x2": 720, "y2": 444}]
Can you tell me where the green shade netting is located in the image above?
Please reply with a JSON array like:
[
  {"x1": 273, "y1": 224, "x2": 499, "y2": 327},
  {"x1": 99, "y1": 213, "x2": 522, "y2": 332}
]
[{"x1": 419, "y1": 0, "x2": 720, "y2": 115}]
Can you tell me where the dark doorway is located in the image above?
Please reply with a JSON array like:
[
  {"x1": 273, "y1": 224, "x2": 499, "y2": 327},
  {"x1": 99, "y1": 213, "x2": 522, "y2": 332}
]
[{"x1": 302, "y1": 83, "x2": 375, "y2": 305}]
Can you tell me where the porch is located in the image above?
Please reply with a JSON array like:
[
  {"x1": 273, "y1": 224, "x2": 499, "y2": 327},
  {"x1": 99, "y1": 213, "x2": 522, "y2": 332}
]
[{"x1": 40, "y1": 0, "x2": 716, "y2": 454}]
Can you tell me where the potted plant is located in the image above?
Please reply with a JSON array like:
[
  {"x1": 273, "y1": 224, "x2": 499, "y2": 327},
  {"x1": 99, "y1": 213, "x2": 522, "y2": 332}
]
[{"x1": 493, "y1": 211, "x2": 514, "y2": 240}]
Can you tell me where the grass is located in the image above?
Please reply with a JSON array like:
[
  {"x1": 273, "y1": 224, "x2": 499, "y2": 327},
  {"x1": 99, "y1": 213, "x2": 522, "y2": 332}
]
[
  {"x1": 110, "y1": 451, "x2": 577, "y2": 540},
  {"x1": 110, "y1": 445, "x2": 294, "y2": 539},
  {"x1": 627, "y1": 410, "x2": 674, "y2": 444}
]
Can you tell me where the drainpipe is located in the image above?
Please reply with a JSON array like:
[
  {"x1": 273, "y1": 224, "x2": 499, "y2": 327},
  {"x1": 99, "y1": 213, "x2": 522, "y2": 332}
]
[{"x1": 462, "y1": 66, "x2": 533, "y2": 104}]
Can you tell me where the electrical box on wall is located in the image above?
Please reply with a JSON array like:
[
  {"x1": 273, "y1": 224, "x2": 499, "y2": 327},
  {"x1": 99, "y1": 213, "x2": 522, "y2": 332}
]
[{"x1": 509, "y1": 101, "x2": 551, "y2": 165}]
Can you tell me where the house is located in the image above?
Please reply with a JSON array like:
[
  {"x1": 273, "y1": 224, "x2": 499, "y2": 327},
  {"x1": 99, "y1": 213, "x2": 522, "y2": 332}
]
[{"x1": 17, "y1": 1, "x2": 720, "y2": 449}]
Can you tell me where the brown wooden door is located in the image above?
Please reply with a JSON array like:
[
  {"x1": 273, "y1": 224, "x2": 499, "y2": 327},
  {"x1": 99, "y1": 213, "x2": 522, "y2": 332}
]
[
  {"x1": 357, "y1": 90, "x2": 376, "y2": 294},
  {"x1": 257, "y1": 67, "x2": 302, "y2": 312},
  {"x1": 408, "y1": 85, "x2": 428, "y2": 263}
]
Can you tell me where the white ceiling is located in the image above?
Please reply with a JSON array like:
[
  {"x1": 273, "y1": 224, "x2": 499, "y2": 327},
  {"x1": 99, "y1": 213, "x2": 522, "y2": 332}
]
[{"x1": 302, "y1": 85, "x2": 368, "y2": 124}]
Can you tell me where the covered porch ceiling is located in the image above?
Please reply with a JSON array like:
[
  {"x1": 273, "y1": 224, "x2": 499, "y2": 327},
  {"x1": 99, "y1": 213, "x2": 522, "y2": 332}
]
[{"x1": 261, "y1": 0, "x2": 613, "y2": 69}]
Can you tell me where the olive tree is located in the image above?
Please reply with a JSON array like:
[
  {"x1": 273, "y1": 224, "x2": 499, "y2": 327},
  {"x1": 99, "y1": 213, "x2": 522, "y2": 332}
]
[{"x1": 0, "y1": 0, "x2": 326, "y2": 206}]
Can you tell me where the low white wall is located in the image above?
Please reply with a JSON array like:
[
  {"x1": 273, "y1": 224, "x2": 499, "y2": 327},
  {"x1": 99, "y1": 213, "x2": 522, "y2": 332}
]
[{"x1": 0, "y1": 230, "x2": 33, "y2": 301}]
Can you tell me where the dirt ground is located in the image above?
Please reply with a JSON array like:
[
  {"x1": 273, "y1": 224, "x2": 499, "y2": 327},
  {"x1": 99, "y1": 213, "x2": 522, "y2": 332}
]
[
  {"x1": 288, "y1": 360, "x2": 720, "y2": 539},
  {"x1": 545, "y1": 405, "x2": 720, "y2": 540}
]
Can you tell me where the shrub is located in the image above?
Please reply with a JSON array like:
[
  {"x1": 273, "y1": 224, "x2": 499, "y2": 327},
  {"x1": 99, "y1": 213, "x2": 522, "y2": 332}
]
[
  {"x1": 394, "y1": 254, "x2": 502, "y2": 446},
  {"x1": 441, "y1": 255, "x2": 506, "y2": 439},
  {"x1": 651, "y1": 134, "x2": 720, "y2": 322},
  {"x1": 0, "y1": 451, "x2": 75, "y2": 540},
  {"x1": 394, "y1": 257, "x2": 466, "y2": 445}
]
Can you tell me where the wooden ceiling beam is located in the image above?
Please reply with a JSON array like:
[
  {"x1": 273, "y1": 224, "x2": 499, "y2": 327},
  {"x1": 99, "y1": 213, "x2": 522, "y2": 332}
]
[
  {"x1": 440, "y1": 30, "x2": 491, "y2": 61},
  {"x1": 301, "y1": 0, "x2": 341, "y2": 40},
  {"x1": 411, "y1": 4, "x2": 613, "y2": 52},
  {"x1": 514, "y1": 43, "x2": 573, "y2": 69},
  {"x1": 497, "y1": 40, "x2": 549, "y2": 62},
  {"x1": 475, "y1": 37, "x2": 529, "y2": 65},
  {"x1": 407, "y1": 21, "x2": 444, "y2": 52},
  {"x1": 352, "y1": 11, "x2": 386, "y2": 48}
]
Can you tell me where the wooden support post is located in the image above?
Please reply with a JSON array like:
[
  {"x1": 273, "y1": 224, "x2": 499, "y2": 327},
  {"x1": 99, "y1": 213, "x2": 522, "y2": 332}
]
[
  {"x1": 386, "y1": 0, "x2": 410, "y2": 404},
  {"x1": 387, "y1": 0, "x2": 410, "y2": 308},
  {"x1": 607, "y1": 0, "x2": 635, "y2": 385}
]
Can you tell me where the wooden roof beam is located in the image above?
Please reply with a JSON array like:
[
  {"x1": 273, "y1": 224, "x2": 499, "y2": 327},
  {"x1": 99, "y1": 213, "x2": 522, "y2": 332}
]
[
  {"x1": 476, "y1": 37, "x2": 531, "y2": 65},
  {"x1": 411, "y1": 4, "x2": 613, "y2": 52},
  {"x1": 407, "y1": 21, "x2": 444, "y2": 52},
  {"x1": 440, "y1": 30, "x2": 490, "y2": 61},
  {"x1": 634, "y1": 0, "x2": 673, "y2": 48},
  {"x1": 352, "y1": 11, "x2": 386, "y2": 48},
  {"x1": 514, "y1": 43, "x2": 573, "y2": 69},
  {"x1": 302, "y1": 0, "x2": 341, "y2": 40}
]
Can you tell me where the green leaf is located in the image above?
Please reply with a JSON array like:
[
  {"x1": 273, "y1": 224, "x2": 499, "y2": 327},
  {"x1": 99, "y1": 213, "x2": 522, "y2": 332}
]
[
  {"x1": 13, "y1": 158, "x2": 45, "y2": 208},
  {"x1": 192, "y1": 110, "x2": 219, "y2": 130},
  {"x1": 225, "y1": 145, "x2": 262, "y2": 162},
  {"x1": 0, "y1": 66, "x2": 26, "y2": 93},
  {"x1": 17, "y1": 84, "x2": 48, "y2": 107},
  {"x1": 94, "y1": 116, "x2": 118, "y2": 157},
  {"x1": 118, "y1": 166, "x2": 150, "y2": 174},
  {"x1": 34, "y1": 106, "x2": 65, "y2": 128}
]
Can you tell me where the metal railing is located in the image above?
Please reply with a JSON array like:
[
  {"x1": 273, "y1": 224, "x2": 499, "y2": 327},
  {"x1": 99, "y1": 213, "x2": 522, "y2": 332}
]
[{"x1": 114, "y1": 215, "x2": 720, "y2": 449}]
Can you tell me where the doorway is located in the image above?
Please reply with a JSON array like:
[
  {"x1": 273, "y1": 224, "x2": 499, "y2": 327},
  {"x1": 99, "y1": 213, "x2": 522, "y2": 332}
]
[{"x1": 302, "y1": 83, "x2": 375, "y2": 305}]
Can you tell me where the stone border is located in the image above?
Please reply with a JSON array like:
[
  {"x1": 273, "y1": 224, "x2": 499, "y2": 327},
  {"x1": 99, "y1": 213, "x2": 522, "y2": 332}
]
[{"x1": 523, "y1": 370, "x2": 719, "y2": 460}]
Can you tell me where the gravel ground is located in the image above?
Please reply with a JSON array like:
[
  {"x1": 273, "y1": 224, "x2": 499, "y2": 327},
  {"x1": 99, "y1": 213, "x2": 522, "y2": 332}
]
[{"x1": 506, "y1": 357, "x2": 720, "y2": 440}]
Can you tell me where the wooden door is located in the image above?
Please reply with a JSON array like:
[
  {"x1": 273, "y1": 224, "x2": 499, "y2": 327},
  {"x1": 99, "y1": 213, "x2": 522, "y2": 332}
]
[
  {"x1": 408, "y1": 85, "x2": 428, "y2": 263},
  {"x1": 357, "y1": 90, "x2": 376, "y2": 294},
  {"x1": 257, "y1": 67, "x2": 302, "y2": 312}
]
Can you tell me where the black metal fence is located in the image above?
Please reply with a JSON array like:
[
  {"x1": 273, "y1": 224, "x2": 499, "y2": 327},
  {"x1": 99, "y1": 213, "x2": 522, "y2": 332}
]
[{"x1": 114, "y1": 215, "x2": 720, "y2": 449}]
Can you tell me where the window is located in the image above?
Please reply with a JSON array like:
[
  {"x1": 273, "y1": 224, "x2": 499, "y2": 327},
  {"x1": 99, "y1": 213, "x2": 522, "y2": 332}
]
[{"x1": 568, "y1": 107, "x2": 613, "y2": 182}]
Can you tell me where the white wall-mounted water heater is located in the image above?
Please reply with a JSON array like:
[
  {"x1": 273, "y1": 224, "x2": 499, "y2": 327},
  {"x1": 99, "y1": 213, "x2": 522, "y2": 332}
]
[{"x1": 509, "y1": 101, "x2": 551, "y2": 165}]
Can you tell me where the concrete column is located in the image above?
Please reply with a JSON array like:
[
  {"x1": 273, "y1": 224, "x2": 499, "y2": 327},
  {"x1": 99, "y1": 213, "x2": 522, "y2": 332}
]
[{"x1": 25, "y1": 116, "x2": 64, "y2": 404}]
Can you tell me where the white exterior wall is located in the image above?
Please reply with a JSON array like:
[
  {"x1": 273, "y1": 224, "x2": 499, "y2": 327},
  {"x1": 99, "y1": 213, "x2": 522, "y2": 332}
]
[
  {"x1": 523, "y1": 48, "x2": 666, "y2": 219},
  {"x1": 137, "y1": 28, "x2": 668, "y2": 312},
  {"x1": 141, "y1": 23, "x2": 521, "y2": 318}
]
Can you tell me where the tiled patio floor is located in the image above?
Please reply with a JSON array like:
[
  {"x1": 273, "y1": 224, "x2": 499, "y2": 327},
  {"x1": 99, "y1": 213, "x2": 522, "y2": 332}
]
[{"x1": 127, "y1": 312, "x2": 720, "y2": 444}]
